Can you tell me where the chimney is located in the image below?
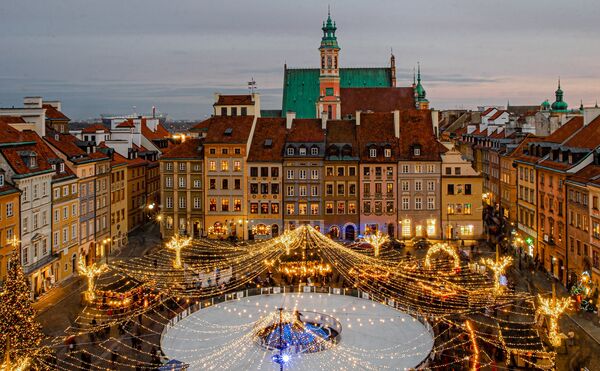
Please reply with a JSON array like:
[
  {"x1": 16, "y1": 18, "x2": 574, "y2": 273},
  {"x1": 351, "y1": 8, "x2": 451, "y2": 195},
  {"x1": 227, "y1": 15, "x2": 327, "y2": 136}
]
[
  {"x1": 321, "y1": 115, "x2": 327, "y2": 130},
  {"x1": 431, "y1": 110, "x2": 439, "y2": 138},
  {"x1": 252, "y1": 93, "x2": 261, "y2": 117},
  {"x1": 23, "y1": 96, "x2": 43, "y2": 108},
  {"x1": 355, "y1": 111, "x2": 361, "y2": 126},
  {"x1": 286, "y1": 111, "x2": 296, "y2": 129},
  {"x1": 393, "y1": 110, "x2": 400, "y2": 138},
  {"x1": 213, "y1": 92, "x2": 220, "y2": 104},
  {"x1": 584, "y1": 107, "x2": 600, "y2": 126}
]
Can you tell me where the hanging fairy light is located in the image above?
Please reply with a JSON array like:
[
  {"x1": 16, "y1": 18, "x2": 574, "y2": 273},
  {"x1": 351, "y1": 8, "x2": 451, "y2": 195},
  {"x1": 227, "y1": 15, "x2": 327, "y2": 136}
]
[
  {"x1": 363, "y1": 231, "x2": 389, "y2": 257},
  {"x1": 481, "y1": 256, "x2": 512, "y2": 294},
  {"x1": 208, "y1": 223, "x2": 228, "y2": 236},
  {"x1": 77, "y1": 256, "x2": 108, "y2": 302},
  {"x1": 165, "y1": 234, "x2": 192, "y2": 269},
  {"x1": 252, "y1": 224, "x2": 271, "y2": 236}
]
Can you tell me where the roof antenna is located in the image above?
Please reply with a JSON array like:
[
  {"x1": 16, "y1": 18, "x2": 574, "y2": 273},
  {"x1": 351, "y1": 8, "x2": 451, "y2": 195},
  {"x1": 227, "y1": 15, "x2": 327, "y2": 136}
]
[{"x1": 248, "y1": 77, "x2": 257, "y2": 94}]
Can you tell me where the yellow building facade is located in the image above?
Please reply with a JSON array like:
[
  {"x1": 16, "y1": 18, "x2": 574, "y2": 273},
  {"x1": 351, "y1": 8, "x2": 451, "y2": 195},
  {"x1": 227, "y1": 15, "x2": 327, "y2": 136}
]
[
  {"x1": 110, "y1": 155, "x2": 129, "y2": 251},
  {"x1": 0, "y1": 181, "x2": 20, "y2": 285},
  {"x1": 51, "y1": 173, "x2": 79, "y2": 282}
]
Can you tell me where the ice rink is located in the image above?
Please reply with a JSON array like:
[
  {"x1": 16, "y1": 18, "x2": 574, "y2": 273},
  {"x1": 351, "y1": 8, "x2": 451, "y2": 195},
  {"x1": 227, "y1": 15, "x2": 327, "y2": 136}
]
[{"x1": 161, "y1": 292, "x2": 434, "y2": 370}]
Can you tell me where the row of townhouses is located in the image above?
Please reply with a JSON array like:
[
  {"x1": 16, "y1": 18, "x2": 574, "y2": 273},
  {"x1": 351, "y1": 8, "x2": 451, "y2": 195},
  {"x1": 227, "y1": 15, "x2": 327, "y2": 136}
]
[
  {"x1": 159, "y1": 93, "x2": 483, "y2": 246},
  {"x1": 0, "y1": 97, "x2": 171, "y2": 297},
  {"x1": 449, "y1": 83, "x2": 600, "y2": 289}
]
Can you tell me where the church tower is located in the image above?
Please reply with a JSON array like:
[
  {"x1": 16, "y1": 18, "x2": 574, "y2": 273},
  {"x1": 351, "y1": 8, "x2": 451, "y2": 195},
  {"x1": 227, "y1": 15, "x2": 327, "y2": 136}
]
[
  {"x1": 317, "y1": 9, "x2": 341, "y2": 120},
  {"x1": 415, "y1": 63, "x2": 429, "y2": 110}
]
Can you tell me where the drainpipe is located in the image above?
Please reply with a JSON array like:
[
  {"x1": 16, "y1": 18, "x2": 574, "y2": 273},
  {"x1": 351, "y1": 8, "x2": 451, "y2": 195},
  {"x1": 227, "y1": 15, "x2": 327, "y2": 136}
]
[{"x1": 564, "y1": 179, "x2": 569, "y2": 288}]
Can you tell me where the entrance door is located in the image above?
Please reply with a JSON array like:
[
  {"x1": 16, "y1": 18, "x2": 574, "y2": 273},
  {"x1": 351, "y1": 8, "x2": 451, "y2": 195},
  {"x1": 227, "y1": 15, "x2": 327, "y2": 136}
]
[
  {"x1": 345, "y1": 225, "x2": 356, "y2": 241},
  {"x1": 193, "y1": 222, "x2": 200, "y2": 238},
  {"x1": 330, "y1": 226, "x2": 340, "y2": 239},
  {"x1": 72, "y1": 254, "x2": 77, "y2": 274},
  {"x1": 271, "y1": 224, "x2": 279, "y2": 237},
  {"x1": 387, "y1": 224, "x2": 395, "y2": 237}
]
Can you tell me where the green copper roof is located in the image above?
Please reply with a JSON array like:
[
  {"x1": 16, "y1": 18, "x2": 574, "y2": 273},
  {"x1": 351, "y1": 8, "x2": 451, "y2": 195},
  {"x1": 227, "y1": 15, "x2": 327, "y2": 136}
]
[
  {"x1": 551, "y1": 79, "x2": 568, "y2": 112},
  {"x1": 281, "y1": 67, "x2": 393, "y2": 118},
  {"x1": 415, "y1": 63, "x2": 427, "y2": 102},
  {"x1": 541, "y1": 99, "x2": 550, "y2": 109}
]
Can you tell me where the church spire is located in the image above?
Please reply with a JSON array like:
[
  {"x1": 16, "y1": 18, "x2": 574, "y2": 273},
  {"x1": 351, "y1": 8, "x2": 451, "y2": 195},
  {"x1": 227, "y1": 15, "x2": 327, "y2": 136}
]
[{"x1": 415, "y1": 62, "x2": 429, "y2": 109}]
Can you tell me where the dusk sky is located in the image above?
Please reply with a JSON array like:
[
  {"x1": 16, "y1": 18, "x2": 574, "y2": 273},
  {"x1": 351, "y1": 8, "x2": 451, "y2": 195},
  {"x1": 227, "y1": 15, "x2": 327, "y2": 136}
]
[{"x1": 1, "y1": 0, "x2": 599, "y2": 120}]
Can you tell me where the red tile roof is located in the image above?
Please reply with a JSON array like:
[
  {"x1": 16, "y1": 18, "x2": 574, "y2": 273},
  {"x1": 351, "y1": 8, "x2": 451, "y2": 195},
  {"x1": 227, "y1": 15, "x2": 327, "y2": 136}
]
[
  {"x1": 141, "y1": 120, "x2": 171, "y2": 141},
  {"x1": 340, "y1": 87, "x2": 415, "y2": 117},
  {"x1": 27, "y1": 133, "x2": 76, "y2": 180},
  {"x1": 44, "y1": 131, "x2": 109, "y2": 162},
  {"x1": 81, "y1": 123, "x2": 110, "y2": 133},
  {"x1": 287, "y1": 119, "x2": 325, "y2": 143},
  {"x1": 569, "y1": 164, "x2": 600, "y2": 184},
  {"x1": 247, "y1": 118, "x2": 287, "y2": 162},
  {"x1": 214, "y1": 95, "x2": 255, "y2": 106},
  {"x1": 563, "y1": 115, "x2": 600, "y2": 149},
  {"x1": 544, "y1": 116, "x2": 583, "y2": 144},
  {"x1": 481, "y1": 107, "x2": 496, "y2": 117},
  {"x1": 488, "y1": 110, "x2": 506, "y2": 121},
  {"x1": 0, "y1": 122, "x2": 36, "y2": 144},
  {"x1": 398, "y1": 110, "x2": 441, "y2": 161},
  {"x1": 161, "y1": 139, "x2": 203, "y2": 160},
  {"x1": 0, "y1": 129, "x2": 55, "y2": 176},
  {"x1": 326, "y1": 119, "x2": 358, "y2": 157},
  {"x1": 116, "y1": 120, "x2": 135, "y2": 128},
  {"x1": 357, "y1": 112, "x2": 398, "y2": 162},
  {"x1": 43, "y1": 104, "x2": 69, "y2": 121},
  {"x1": 0, "y1": 116, "x2": 27, "y2": 124},
  {"x1": 201, "y1": 115, "x2": 255, "y2": 144}
]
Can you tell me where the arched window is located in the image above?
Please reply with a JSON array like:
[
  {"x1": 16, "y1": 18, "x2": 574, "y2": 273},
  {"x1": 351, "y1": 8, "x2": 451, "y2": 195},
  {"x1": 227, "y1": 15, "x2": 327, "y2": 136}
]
[
  {"x1": 327, "y1": 145, "x2": 339, "y2": 157},
  {"x1": 341, "y1": 144, "x2": 352, "y2": 157},
  {"x1": 327, "y1": 56, "x2": 332, "y2": 68}
]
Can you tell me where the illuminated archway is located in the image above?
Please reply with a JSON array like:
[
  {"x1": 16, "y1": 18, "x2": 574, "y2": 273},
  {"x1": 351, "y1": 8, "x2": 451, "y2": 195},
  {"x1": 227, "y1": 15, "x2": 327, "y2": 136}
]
[{"x1": 424, "y1": 243, "x2": 461, "y2": 270}]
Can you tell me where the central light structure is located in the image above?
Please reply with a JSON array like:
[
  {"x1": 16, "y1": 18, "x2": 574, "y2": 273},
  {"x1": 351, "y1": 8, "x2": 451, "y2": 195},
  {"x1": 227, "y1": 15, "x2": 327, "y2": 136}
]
[
  {"x1": 424, "y1": 243, "x2": 461, "y2": 271},
  {"x1": 481, "y1": 256, "x2": 512, "y2": 294},
  {"x1": 165, "y1": 234, "x2": 192, "y2": 269},
  {"x1": 363, "y1": 230, "x2": 389, "y2": 257},
  {"x1": 537, "y1": 292, "x2": 571, "y2": 347},
  {"x1": 77, "y1": 256, "x2": 108, "y2": 302}
]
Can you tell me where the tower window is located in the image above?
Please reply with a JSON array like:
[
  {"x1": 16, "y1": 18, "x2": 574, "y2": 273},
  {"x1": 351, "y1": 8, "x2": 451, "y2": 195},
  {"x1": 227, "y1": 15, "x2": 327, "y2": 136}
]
[
  {"x1": 327, "y1": 56, "x2": 332, "y2": 68},
  {"x1": 326, "y1": 88, "x2": 334, "y2": 96}
]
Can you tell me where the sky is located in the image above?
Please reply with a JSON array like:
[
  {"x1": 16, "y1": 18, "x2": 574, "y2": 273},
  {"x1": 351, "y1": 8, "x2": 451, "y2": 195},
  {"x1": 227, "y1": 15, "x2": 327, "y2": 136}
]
[{"x1": 0, "y1": 0, "x2": 599, "y2": 120}]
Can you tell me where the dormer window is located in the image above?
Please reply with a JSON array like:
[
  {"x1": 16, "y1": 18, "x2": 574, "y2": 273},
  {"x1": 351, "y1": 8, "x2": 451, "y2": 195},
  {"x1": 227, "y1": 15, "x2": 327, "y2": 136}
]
[
  {"x1": 310, "y1": 146, "x2": 319, "y2": 155},
  {"x1": 264, "y1": 139, "x2": 272, "y2": 148},
  {"x1": 413, "y1": 145, "x2": 421, "y2": 156},
  {"x1": 60, "y1": 163, "x2": 65, "y2": 173},
  {"x1": 0, "y1": 174, "x2": 4, "y2": 187},
  {"x1": 287, "y1": 147, "x2": 294, "y2": 156},
  {"x1": 384, "y1": 148, "x2": 391, "y2": 158},
  {"x1": 369, "y1": 148, "x2": 377, "y2": 158},
  {"x1": 299, "y1": 147, "x2": 307, "y2": 156}
]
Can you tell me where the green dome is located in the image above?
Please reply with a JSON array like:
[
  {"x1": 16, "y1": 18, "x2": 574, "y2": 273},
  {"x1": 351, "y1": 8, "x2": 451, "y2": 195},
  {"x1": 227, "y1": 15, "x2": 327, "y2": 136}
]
[
  {"x1": 541, "y1": 100, "x2": 550, "y2": 110},
  {"x1": 415, "y1": 63, "x2": 427, "y2": 102},
  {"x1": 551, "y1": 79, "x2": 568, "y2": 112},
  {"x1": 320, "y1": 11, "x2": 339, "y2": 49}
]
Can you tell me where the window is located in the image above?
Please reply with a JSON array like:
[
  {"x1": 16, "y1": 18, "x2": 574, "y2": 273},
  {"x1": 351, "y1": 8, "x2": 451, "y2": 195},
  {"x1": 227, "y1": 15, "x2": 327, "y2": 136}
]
[
  {"x1": 287, "y1": 147, "x2": 294, "y2": 156},
  {"x1": 286, "y1": 203, "x2": 295, "y2": 215},
  {"x1": 234, "y1": 199, "x2": 242, "y2": 212},
  {"x1": 401, "y1": 165, "x2": 409, "y2": 173},
  {"x1": 179, "y1": 162, "x2": 186, "y2": 171},
  {"x1": 72, "y1": 184, "x2": 77, "y2": 194},
  {"x1": 298, "y1": 203, "x2": 307, "y2": 215},
  {"x1": 465, "y1": 184, "x2": 472, "y2": 195},
  {"x1": 166, "y1": 197, "x2": 173, "y2": 208},
  {"x1": 363, "y1": 183, "x2": 370, "y2": 195},
  {"x1": 221, "y1": 161, "x2": 229, "y2": 171},
  {"x1": 209, "y1": 179, "x2": 216, "y2": 190},
  {"x1": 299, "y1": 147, "x2": 307, "y2": 156},
  {"x1": 427, "y1": 181, "x2": 435, "y2": 191},
  {"x1": 310, "y1": 147, "x2": 319, "y2": 155},
  {"x1": 166, "y1": 162, "x2": 173, "y2": 171},
  {"x1": 326, "y1": 202, "x2": 334, "y2": 214},
  {"x1": 222, "y1": 179, "x2": 228, "y2": 190},
  {"x1": 337, "y1": 201, "x2": 346, "y2": 214},
  {"x1": 221, "y1": 199, "x2": 229, "y2": 211},
  {"x1": 363, "y1": 201, "x2": 371, "y2": 213},
  {"x1": 311, "y1": 170, "x2": 319, "y2": 180},
  {"x1": 287, "y1": 186, "x2": 295, "y2": 197},
  {"x1": 271, "y1": 184, "x2": 279, "y2": 194},
  {"x1": 455, "y1": 167, "x2": 461, "y2": 175},
  {"x1": 33, "y1": 184, "x2": 38, "y2": 199},
  {"x1": 241, "y1": 107, "x2": 247, "y2": 116},
  {"x1": 311, "y1": 204, "x2": 319, "y2": 215},
  {"x1": 402, "y1": 197, "x2": 409, "y2": 210},
  {"x1": 234, "y1": 161, "x2": 241, "y2": 172},
  {"x1": 337, "y1": 183, "x2": 345, "y2": 195},
  {"x1": 222, "y1": 148, "x2": 229, "y2": 155},
  {"x1": 386, "y1": 183, "x2": 393, "y2": 194},
  {"x1": 369, "y1": 148, "x2": 377, "y2": 158},
  {"x1": 349, "y1": 167, "x2": 356, "y2": 177},
  {"x1": 235, "y1": 148, "x2": 241, "y2": 155},
  {"x1": 250, "y1": 167, "x2": 258, "y2": 177},
  {"x1": 374, "y1": 201, "x2": 382, "y2": 214},
  {"x1": 299, "y1": 185, "x2": 307, "y2": 197},
  {"x1": 326, "y1": 183, "x2": 333, "y2": 195},
  {"x1": 287, "y1": 170, "x2": 294, "y2": 179},
  {"x1": 464, "y1": 203, "x2": 472, "y2": 215},
  {"x1": 6, "y1": 202, "x2": 13, "y2": 217},
  {"x1": 401, "y1": 181, "x2": 409, "y2": 191},
  {"x1": 54, "y1": 210, "x2": 59, "y2": 223},
  {"x1": 299, "y1": 170, "x2": 306, "y2": 179},
  {"x1": 250, "y1": 203, "x2": 258, "y2": 214},
  {"x1": 271, "y1": 203, "x2": 279, "y2": 214},
  {"x1": 348, "y1": 202, "x2": 357, "y2": 214},
  {"x1": 311, "y1": 186, "x2": 318, "y2": 196},
  {"x1": 427, "y1": 197, "x2": 435, "y2": 210},
  {"x1": 415, "y1": 197, "x2": 423, "y2": 210},
  {"x1": 384, "y1": 148, "x2": 391, "y2": 157},
  {"x1": 209, "y1": 161, "x2": 216, "y2": 171},
  {"x1": 63, "y1": 207, "x2": 68, "y2": 220},
  {"x1": 179, "y1": 177, "x2": 185, "y2": 188},
  {"x1": 363, "y1": 167, "x2": 370, "y2": 176},
  {"x1": 348, "y1": 183, "x2": 356, "y2": 195},
  {"x1": 221, "y1": 107, "x2": 227, "y2": 116},
  {"x1": 193, "y1": 197, "x2": 201, "y2": 209},
  {"x1": 53, "y1": 231, "x2": 59, "y2": 247},
  {"x1": 375, "y1": 167, "x2": 382, "y2": 177},
  {"x1": 209, "y1": 148, "x2": 216, "y2": 155},
  {"x1": 166, "y1": 177, "x2": 173, "y2": 188},
  {"x1": 415, "y1": 165, "x2": 423, "y2": 173},
  {"x1": 54, "y1": 189, "x2": 60, "y2": 199},
  {"x1": 375, "y1": 183, "x2": 382, "y2": 194},
  {"x1": 260, "y1": 183, "x2": 268, "y2": 194},
  {"x1": 386, "y1": 201, "x2": 394, "y2": 213},
  {"x1": 413, "y1": 147, "x2": 421, "y2": 156},
  {"x1": 71, "y1": 224, "x2": 77, "y2": 240},
  {"x1": 415, "y1": 181, "x2": 422, "y2": 191},
  {"x1": 447, "y1": 184, "x2": 455, "y2": 195},
  {"x1": 194, "y1": 180, "x2": 201, "y2": 188},
  {"x1": 445, "y1": 167, "x2": 452, "y2": 175},
  {"x1": 271, "y1": 167, "x2": 279, "y2": 177},
  {"x1": 337, "y1": 167, "x2": 345, "y2": 177},
  {"x1": 179, "y1": 196, "x2": 186, "y2": 208}
]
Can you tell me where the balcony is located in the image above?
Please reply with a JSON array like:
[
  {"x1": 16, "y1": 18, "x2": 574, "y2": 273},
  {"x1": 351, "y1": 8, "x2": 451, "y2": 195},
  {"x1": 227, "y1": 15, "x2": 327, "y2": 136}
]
[{"x1": 23, "y1": 254, "x2": 59, "y2": 275}]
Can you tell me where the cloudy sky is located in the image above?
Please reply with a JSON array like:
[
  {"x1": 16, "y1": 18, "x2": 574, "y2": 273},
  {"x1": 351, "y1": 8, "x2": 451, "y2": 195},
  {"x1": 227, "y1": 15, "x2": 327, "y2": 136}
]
[{"x1": 1, "y1": 0, "x2": 599, "y2": 120}]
